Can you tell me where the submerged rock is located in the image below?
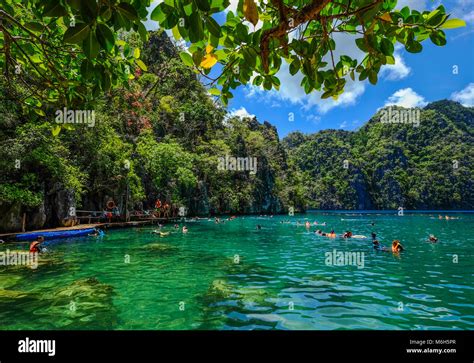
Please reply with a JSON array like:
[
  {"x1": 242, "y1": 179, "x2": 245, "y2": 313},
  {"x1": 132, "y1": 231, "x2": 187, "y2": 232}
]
[
  {"x1": 46, "y1": 277, "x2": 118, "y2": 329},
  {"x1": 209, "y1": 279, "x2": 233, "y2": 299},
  {"x1": 53, "y1": 277, "x2": 113, "y2": 299},
  {"x1": 0, "y1": 288, "x2": 29, "y2": 299},
  {"x1": 0, "y1": 274, "x2": 24, "y2": 289},
  {"x1": 237, "y1": 287, "x2": 271, "y2": 306}
]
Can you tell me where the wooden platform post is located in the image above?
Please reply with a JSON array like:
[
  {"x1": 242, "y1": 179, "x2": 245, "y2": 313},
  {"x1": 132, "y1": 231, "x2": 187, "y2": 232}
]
[{"x1": 22, "y1": 213, "x2": 26, "y2": 232}]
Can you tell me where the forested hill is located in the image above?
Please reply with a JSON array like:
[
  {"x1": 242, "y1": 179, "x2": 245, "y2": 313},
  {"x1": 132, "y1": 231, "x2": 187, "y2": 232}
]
[
  {"x1": 0, "y1": 31, "x2": 472, "y2": 233},
  {"x1": 0, "y1": 31, "x2": 304, "y2": 232},
  {"x1": 283, "y1": 100, "x2": 474, "y2": 210}
]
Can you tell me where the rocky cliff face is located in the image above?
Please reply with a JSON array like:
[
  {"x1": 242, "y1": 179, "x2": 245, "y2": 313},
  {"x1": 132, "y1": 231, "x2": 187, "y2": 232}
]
[{"x1": 283, "y1": 101, "x2": 474, "y2": 210}]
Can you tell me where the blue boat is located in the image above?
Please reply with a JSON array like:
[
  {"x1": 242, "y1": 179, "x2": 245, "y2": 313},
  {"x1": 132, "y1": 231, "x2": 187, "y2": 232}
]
[{"x1": 16, "y1": 228, "x2": 96, "y2": 241}]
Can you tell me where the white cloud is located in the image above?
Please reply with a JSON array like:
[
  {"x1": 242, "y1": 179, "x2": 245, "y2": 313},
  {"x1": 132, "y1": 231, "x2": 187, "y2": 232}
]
[
  {"x1": 396, "y1": 0, "x2": 429, "y2": 10},
  {"x1": 229, "y1": 107, "x2": 255, "y2": 118},
  {"x1": 451, "y1": 83, "x2": 474, "y2": 106},
  {"x1": 338, "y1": 121, "x2": 348, "y2": 129},
  {"x1": 380, "y1": 49, "x2": 411, "y2": 80},
  {"x1": 452, "y1": 0, "x2": 474, "y2": 24},
  {"x1": 244, "y1": 63, "x2": 366, "y2": 114},
  {"x1": 305, "y1": 114, "x2": 321, "y2": 125},
  {"x1": 244, "y1": 31, "x2": 369, "y2": 114},
  {"x1": 384, "y1": 88, "x2": 428, "y2": 108}
]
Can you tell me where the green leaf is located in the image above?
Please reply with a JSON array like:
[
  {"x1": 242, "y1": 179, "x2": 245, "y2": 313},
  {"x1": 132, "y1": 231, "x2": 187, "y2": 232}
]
[
  {"x1": 136, "y1": 59, "x2": 148, "y2": 71},
  {"x1": 80, "y1": 0, "x2": 98, "y2": 18},
  {"x1": 150, "y1": 3, "x2": 174, "y2": 22},
  {"x1": 96, "y1": 24, "x2": 115, "y2": 51},
  {"x1": 355, "y1": 38, "x2": 368, "y2": 52},
  {"x1": 289, "y1": 59, "x2": 300, "y2": 75},
  {"x1": 52, "y1": 125, "x2": 62, "y2": 137},
  {"x1": 24, "y1": 22, "x2": 44, "y2": 33},
  {"x1": 196, "y1": 0, "x2": 211, "y2": 12},
  {"x1": 405, "y1": 40, "x2": 422, "y2": 53},
  {"x1": 34, "y1": 108, "x2": 45, "y2": 116},
  {"x1": 440, "y1": 18, "x2": 466, "y2": 29},
  {"x1": 83, "y1": 30, "x2": 100, "y2": 59},
  {"x1": 67, "y1": 0, "x2": 82, "y2": 10},
  {"x1": 368, "y1": 70, "x2": 378, "y2": 85},
  {"x1": 180, "y1": 52, "x2": 194, "y2": 67},
  {"x1": 208, "y1": 88, "x2": 221, "y2": 95},
  {"x1": 63, "y1": 23, "x2": 91, "y2": 44},
  {"x1": 172, "y1": 26, "x2": 182, "y2": 40},
  {"x1": 385, "y1": 55, "x2": 395, "y2": 64},
  {"x1": 188, "y1": 13, "x2": 204, "y2": 42},
  {"x1": 117, "y1": 3, "x2": 139, "y2": 21},
  {"x1": 138, "y1": 22, "x2": 148, "y2": 42},
  {"x1": 241, "y1": 48, "x2": 256, "y2": 68},
  {"x1": 380, "y1": 38, "x2": 394, "y2": 56},
  {"x1": 81, "y1": 59, "x2": 95, "y2": 80},
  {"x1": 207, "y1": 17, "x2": 221, "y2": 38},
  {"x1": 263, "y1": 77, "x2": 272, "y2": 90},
  {"x1": 429, "y1": 31, "x2": 446, "y2": 46},
  {"x1": 134, "y1": 47, "x2": 141, "y2": 59},
  {"x1": 43, "y1": 0, "x2": 67, "y2": 17}
]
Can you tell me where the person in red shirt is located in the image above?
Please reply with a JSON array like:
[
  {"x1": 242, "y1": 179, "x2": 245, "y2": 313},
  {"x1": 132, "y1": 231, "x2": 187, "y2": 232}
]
[{"x1": 30, "y1": 236, "x2": 45, "y2": 253}]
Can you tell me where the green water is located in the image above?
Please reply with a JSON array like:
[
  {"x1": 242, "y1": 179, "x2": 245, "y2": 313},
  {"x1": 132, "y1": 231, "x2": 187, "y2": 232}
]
[{"x1": 1, "y1": 211, "x2": 473, "y2": 330}]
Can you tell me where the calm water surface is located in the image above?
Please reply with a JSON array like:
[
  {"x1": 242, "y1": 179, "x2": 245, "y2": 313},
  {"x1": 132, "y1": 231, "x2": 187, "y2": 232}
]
[{"x1": 1, "y1": 211, "x2": 473, "y2": 330}]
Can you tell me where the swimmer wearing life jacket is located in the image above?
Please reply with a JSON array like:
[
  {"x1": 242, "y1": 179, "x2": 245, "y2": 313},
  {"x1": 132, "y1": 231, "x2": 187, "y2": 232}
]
[
  {"x1": 30, "y1": 236, "x2": 45, "y2": 253},
  {"x1": 392, "y1": 240, "x2": 404, "y2": 253},
  {"x1": 327, "y1": 230, "x2": 336, "y2": 238}
]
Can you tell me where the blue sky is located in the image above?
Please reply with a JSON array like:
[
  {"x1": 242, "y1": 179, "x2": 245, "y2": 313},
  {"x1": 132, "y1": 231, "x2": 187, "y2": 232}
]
[{"x1": 147, "y1": 0, "x2": 474, "y2": 137}]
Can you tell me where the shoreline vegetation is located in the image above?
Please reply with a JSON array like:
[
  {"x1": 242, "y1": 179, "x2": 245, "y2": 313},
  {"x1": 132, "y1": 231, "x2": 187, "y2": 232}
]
[{"x1": 1, "y1": 32, "x2": 473, "y2": 234}]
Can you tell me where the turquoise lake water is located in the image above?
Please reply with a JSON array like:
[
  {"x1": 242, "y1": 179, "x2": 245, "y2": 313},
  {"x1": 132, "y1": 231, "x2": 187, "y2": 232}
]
[{"x1": 0, "y1": 211, "x2": 473, "y2": 330}]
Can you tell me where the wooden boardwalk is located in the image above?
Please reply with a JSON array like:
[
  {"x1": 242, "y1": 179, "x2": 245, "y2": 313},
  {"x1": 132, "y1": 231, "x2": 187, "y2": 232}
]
[{"x1": 0, "y1": 218, "x2": 178, "y2": 241}]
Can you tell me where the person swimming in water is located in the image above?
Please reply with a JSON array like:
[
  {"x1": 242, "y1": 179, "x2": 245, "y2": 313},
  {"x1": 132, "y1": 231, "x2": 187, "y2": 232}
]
[
  {"x1": 373, "y1": 240, "x2": 389, "y2": 252},
  {"x1": 256, "y1": 224, "x2": 262, "y2": 230},
  {"x1": 29, "y1": 236, "x2": 45, "y2": 253},
  {"x1": 428, "y1": 234, "x2": 438, "y2": 243},
  {"x1": 371, "y1": 232, "x2": 377, "y2": 240},
  {"x1": 326, "y1": 230, "x2": 336, "y2": 238},
  {"x1": 174, "y1": 224, "x2": 179, "y2": 229},
  {"x1": 182, "y1": 226, "x2": 188, "y2": 233},
  {"x1": 305, "y1": 221, "x2": 311, "y2": 228},
  {"x1": 88, "y1": 228, "x2": 104, "y2": 237},
  {"x1": 392, "y1": 240, "x2": 404, "y2": 253},
  {"x1": 342, "y1": 231, "x2": 353, "y2": 238}
]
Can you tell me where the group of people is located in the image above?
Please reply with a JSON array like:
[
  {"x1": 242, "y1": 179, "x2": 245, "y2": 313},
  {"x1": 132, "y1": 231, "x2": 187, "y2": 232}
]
[
  {"x1": 439, "y1": 215, "x2": 457, "y2": 220},
  {"x1": 314, "y1": 229, "x2": 406, "y2": 253},
  {"x1": 153, "y1": 224, "x2": 188, "y2": 235},
  {"x1": 370, "y1": 233, "x2": 404, "y2": 253}
]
